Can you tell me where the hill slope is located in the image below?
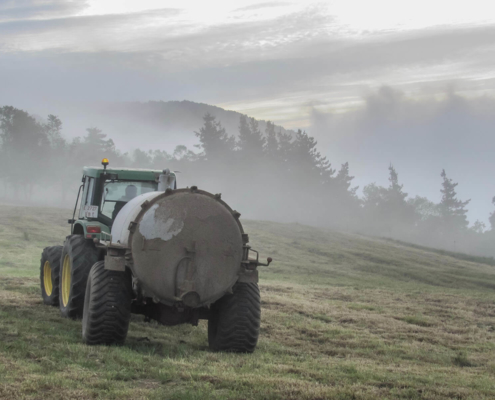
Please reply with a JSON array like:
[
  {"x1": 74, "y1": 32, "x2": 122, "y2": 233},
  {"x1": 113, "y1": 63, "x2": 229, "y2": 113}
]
[
  {"x1": 59, "y1": 100, "x2": 294, "y2": 152},
  {"x1": 1, "y1": 205, "x2": 495, "y2": 399}
]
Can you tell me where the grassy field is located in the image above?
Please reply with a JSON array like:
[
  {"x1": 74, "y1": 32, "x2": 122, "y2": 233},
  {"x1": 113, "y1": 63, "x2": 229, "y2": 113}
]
[{"x1": 1, "y1": 205, "x2": 495, "y2": 399}]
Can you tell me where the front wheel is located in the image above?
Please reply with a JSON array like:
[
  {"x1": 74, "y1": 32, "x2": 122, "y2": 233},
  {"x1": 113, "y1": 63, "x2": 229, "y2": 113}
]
[
  {"x1": 59, "y1": 235, "x2": 98, "y2": 319},
  {"x1": 82, "y1": 261, "x2": 132, "y2": 346},
  {"x1": 208, "y1": 282, "x2": 261, "y2": 353}
]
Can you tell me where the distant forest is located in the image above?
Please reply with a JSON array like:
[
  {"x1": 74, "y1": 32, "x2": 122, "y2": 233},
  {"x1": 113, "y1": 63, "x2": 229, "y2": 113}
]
[{"x1": 1, "y1": 105, "x2": 494, "y2": 257}]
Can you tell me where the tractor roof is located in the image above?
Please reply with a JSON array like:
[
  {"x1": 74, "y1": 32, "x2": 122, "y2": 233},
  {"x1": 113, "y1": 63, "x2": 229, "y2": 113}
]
[{"x1": 83, "y1": 166, "x2": 170, "y2": 181}]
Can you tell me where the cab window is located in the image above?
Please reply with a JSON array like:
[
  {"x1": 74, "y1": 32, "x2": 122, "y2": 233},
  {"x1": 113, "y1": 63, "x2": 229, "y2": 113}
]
[
  {"x1": 101, "y1": 180, "x2": 157, "y2": 220},
  {"x1": 79, "y1": 177, "x2": 95, "y2": 219}
]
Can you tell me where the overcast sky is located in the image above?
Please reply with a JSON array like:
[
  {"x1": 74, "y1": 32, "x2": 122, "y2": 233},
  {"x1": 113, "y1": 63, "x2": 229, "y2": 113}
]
[{"x1": 1, "y1": 0, "x2": 495, "y2": 225}]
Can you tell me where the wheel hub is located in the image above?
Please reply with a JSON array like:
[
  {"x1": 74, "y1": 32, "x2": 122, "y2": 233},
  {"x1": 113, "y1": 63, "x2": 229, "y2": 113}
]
[
  {"x1": 62, "y1": 254, "x2": 71, "y2": 307},
  {"x1": 43, "y1": 261, "x2": 52, "y2": 296}
]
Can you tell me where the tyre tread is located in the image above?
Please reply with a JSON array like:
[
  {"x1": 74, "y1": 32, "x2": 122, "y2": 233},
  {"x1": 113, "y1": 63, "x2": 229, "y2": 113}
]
[
  {"x1": 59, "y1": 235, "x2": 98, "y2": 319},
  {"x1": 82, "y1": 261, "x2": 132, "y2": 346},
  {"x1": 40, "y1": 245, "x2": 63, "y2": 306},
  {"x1": 208, "y1": 282, "x2": 261, "y2": 353}
]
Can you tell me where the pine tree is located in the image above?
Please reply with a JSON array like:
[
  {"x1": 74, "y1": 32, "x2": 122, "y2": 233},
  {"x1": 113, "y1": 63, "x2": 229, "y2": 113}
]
[
  {"x1": 276, "y1": 130, "x2": 293, "y2": 169},
  {"x1": 83, "y1": 127, "x2": 115, "y2": 154},
  {"x1": 264, "y1": 121, "x2": 278, "y2": 158},
  {"x1": 291, "y1": 129, "x2": 334, "y2": 184},
  {"x1": 237, "y1": 115, "x2": 265, "y2": 157},
  {"x1": 194, "y1": 113, "x2": 234, "y2": 161},
  {"x1": 439, "y1": 169, "x2": 470, "y2": 231},
  {"x1": 334, "y1": 162, "x2": 358, "y2": 197},
  {"x1": 387, "y1": 164, "x2": 407, "y2": 202}
]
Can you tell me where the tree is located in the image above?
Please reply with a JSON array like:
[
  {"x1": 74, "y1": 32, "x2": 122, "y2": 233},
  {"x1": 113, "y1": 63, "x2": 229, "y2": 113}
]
[
  {"x1": 387, "y1": 164, "x2": 407, "y2": 202},
  {"x1": 334, "y1": 162, "x2": 358, "y2": 197},
  {"x1": 83, "y1": 127, "x2": 115, "y2": 154},
  {"x1": 361, "y1": 166, "x2": 415, "y2": 236},
  {"x1": 237, "y1": 115, "x2": 265, "y2": 158},
  {"x1": 276, "y1": 129, "x2": 293, "y2": 169},
  {"x1": 386, "y1": 165, "x2": 415, "y2": 227},
  {"x1": 489, "y1": 197, "x2": 495, "y2": 231},
  {"x1": 0, "y1": 106, "x2": 48, "y2": 152},
  {"x1": 438, "y1": 169, "x2": 470, "y2": 232},
  {"x1": 470, "y1": 220, "x2": 486, "y2": 234},
  {"x1": 407, "y1": 196, "x2": 439, "y2": 222},
  {"x1": 44, "y1": 115, "x2": 65, "y2": 150},
  {"x1": 264, "y1": 121, "x2": 278, "y2": 158},
  {"x1": 362, "y1": 183, "x2": 388, "y2": 210},
  {"x1": 0, "y1": 106, "x2": 51, "y2": 199},
  {"x1": 291, "y1": 129, "x2": 334, "y2": 185},
  {"x1": 132, "y1": 149, "x2": 153, "y2": 168},
  {"x1": 173, "y1": 145, "x2": 198, "y2": 162},
  {"x1": 194, "y1": 113, "x2": 234, "y2": 161},
  {"x1": 150, "y1": 149, "x2": 173, "y2": 169}
]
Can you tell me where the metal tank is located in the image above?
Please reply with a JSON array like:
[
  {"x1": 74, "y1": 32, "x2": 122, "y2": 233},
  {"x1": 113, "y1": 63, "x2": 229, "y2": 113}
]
[{"x1": 111, "y1": 187, "x2": 246, "y2": 308}]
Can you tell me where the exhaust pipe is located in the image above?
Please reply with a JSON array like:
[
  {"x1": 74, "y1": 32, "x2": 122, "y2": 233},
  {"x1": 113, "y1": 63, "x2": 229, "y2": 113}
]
[{"x1": 158, "y1": 169, "x2": 176, "y2": 191}]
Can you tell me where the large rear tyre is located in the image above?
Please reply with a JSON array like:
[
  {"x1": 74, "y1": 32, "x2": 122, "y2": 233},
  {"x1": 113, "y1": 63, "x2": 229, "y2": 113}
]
[
  {"x1": 82, "y1": 261, "x2": 132, "y2": 346},
  {"x1": 59, "y1": 235, "x2": 98, "y2": 319},
  {"x1": 208, "y1": 282, "x2": 261, "y2": 353},
  {"x1": 40, "y1": 246, "x2": 63, "y2": 306}
]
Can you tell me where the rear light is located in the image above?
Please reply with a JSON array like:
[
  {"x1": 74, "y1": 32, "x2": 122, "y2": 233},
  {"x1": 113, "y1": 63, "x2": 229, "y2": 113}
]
[{"x1": 87, "y1": 226, "x2": 101, "y2": 234}]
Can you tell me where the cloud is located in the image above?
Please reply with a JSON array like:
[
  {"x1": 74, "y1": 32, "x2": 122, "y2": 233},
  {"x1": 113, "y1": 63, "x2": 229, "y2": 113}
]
[
  {"x1": 2, "y1": 2, "x2": 494, "y2": 88},
  {"x1": 234, "y1": 2, "x2": 293, "y2": 12},
  {"x1": 3, "y1": 14, "x2": 495, "y2": 127},
  {"x1": 0, "y1": 7, "x2": 183, "y2": 52},
  {"x1": 0, "y1": 0, "x2": 89, "y2": 22}
]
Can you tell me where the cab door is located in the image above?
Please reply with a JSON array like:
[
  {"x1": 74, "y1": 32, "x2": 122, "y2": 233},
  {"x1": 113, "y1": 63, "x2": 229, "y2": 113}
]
[{"x1": 78, "y1": 176, "x2": 97, "y2": 220}]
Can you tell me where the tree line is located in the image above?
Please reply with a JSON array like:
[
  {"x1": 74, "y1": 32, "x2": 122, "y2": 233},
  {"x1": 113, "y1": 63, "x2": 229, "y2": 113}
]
[{"x1": 1, "y1": 105, "x2": 494, "y2": 257}]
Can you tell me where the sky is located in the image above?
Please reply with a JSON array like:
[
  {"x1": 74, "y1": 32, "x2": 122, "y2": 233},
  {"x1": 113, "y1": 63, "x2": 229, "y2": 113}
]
[{"x1": 1, "y1": 0, "x2": 495, "y2": 225}]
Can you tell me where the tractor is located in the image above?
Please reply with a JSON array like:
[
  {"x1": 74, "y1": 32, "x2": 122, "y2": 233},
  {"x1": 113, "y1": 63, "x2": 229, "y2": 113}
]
[{"x1": 40, "y1": 159, "x2": 271, "y2": 352}]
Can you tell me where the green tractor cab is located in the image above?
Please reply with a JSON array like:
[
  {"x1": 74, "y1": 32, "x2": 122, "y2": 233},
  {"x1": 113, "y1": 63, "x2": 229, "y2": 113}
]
[{"x1": 68, "y1": 159, "x2": 177, "y2": 241}]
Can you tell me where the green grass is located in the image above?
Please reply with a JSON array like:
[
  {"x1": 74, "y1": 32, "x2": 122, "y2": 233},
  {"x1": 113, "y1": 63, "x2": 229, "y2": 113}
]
[
  {"x1": 1, "y1": 205, "x2": 495, "y2": 399},
  {"x1": 383, "y1": 237, "x2": 495, "y2": 267}
]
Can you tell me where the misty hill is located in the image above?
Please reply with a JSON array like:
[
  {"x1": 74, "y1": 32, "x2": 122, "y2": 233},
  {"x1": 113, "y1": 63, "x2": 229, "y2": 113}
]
[
  {"x1": 1, "y1": 204, "x2": 495, "y2": 398},
  {"x1": 61, "y1": 100, "x2": 294, "y2": 153},
  {"x1": 2, "y1": 103, "x2": 494, "y2": 259}
]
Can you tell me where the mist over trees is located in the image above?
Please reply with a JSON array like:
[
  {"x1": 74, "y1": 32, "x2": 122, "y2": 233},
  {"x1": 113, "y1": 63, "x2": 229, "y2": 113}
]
[{"x1": 0, "y1": 105, "x2": 493, "y2": 257}]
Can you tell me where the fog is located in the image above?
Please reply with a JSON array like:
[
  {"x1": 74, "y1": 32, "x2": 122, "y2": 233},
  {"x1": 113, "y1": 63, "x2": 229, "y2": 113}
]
[
  {"x1": 1, "y1": 1, "x2": 494, "y2": 257},
  {"x1": 311, "y1": 87, "x2": 495, "y2": 226}
]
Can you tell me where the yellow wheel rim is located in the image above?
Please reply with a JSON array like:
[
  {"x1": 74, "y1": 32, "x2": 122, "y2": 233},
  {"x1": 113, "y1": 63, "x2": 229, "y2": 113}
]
[
  {"x1": 62, "y1": 254, "x2": 71, "y2": 307},
  {"x1": 43, "y1": 261, "x2": 53, "y2": 296}
]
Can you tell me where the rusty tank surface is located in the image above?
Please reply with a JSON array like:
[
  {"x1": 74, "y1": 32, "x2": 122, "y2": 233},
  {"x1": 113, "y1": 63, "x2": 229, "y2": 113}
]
[{"x1": 111, "y1": 187, "x2": 246, "y2": 308}]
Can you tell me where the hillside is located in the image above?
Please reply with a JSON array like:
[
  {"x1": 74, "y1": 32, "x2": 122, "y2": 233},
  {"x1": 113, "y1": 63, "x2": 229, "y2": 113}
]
[
  {"x1": 1, "y1": 205, "x2": 495, "y2": 399},
  {"x1": 58, "y1": 100, "x2": 295, "y2": 152}
]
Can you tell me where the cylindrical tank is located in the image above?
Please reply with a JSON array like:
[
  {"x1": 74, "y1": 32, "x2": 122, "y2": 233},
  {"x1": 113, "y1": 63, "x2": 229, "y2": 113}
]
[{"x1": 111, "y1": 188, "x2": 245, "y2": 308}]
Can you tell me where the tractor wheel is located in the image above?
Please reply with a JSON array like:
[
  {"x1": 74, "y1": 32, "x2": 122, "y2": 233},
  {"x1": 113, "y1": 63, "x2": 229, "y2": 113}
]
[
  {"x1": 208, "y1": 282, "x2": 261, "y2": 353},
  {"x1": 59, "y1": 235, "x2": 98, "y2": 319},
  {"x1": 40, "y1": 245, "x2": 63, "y2": 306},
  {"x1": 82, "y1": 261, "x2": 132, "y2": 346}
]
